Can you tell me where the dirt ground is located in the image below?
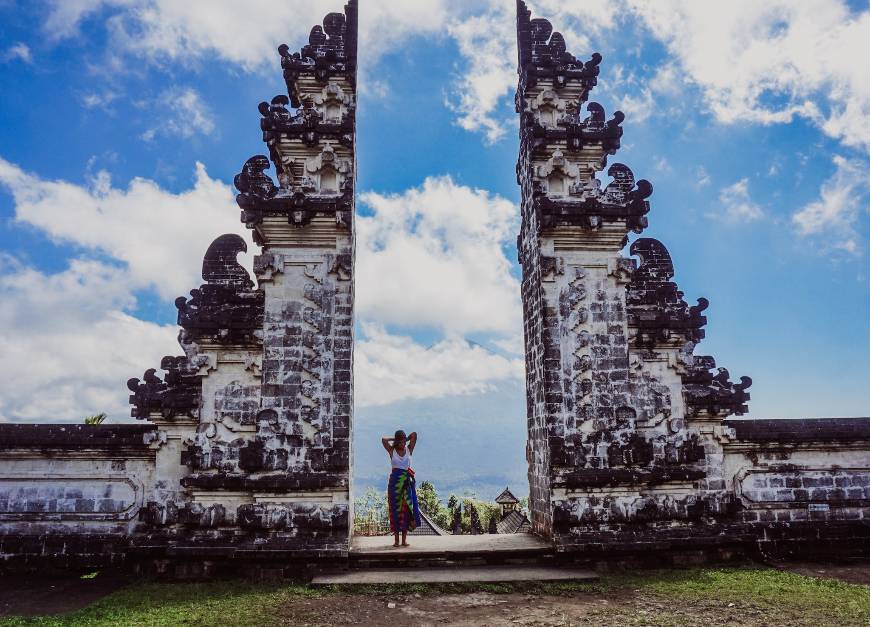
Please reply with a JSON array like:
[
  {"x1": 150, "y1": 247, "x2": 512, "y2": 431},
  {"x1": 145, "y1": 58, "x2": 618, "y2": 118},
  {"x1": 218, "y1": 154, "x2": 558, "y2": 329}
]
[
  {"x1": 771, "y1": 560, "x2": 870, "y2": 586},
  {"x1": 275, "y1": 580, "x2": 869, "y2": 627},
  {"x1": 278, "y1": 588, "x2": 766, "y2": 627},
  {"x1": 0, "y1": 562, "x2": 867, "y2": 625}
]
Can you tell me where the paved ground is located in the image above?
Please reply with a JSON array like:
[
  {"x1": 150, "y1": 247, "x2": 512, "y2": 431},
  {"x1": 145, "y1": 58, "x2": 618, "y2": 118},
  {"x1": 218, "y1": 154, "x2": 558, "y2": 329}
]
[
  {"x1": 312, "y1": 565, "x2": 597, "y2": 584},
  {"x1": 351, "y1": 533, "x2": 550, "y2": 555}
]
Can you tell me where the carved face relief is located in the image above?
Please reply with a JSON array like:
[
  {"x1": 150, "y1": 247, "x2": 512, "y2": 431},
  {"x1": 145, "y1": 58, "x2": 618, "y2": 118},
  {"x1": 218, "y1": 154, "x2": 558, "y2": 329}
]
[
  {"x1": 529, "y1": 89, "x2": 566, "y2": 128},
  {"x1": 305, "y1": 145, "x2": 351, "y2": 195},
  {"x1": 314, "y1": 82, "x2": 351, "y2": 123},
  {"x1": 535, "y1": 149, "x2": 580, "y2": 197}
]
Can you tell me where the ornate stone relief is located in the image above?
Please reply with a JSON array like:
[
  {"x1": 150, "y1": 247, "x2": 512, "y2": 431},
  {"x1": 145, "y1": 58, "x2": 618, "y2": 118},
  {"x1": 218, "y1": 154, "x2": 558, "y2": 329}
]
[{"x1": 305, "y1": 145, "x2": 352, "y2": 195}]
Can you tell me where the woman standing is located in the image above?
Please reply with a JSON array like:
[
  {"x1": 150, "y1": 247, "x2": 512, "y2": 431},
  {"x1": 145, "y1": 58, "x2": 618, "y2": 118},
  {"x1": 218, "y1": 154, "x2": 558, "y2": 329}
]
[{"x1": 382, "y1": 429, "x2": 421, "y2": 547}]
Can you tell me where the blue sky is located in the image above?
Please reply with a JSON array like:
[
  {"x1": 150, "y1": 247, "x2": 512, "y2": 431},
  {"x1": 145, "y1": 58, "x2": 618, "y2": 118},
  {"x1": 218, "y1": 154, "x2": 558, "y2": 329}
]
[{"x1": 1, "y1": 0, "x2": 868, "y2": 497}]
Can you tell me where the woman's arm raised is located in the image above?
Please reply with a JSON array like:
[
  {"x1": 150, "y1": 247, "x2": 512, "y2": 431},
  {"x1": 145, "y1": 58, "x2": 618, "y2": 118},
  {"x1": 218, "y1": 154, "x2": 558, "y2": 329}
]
[
  {"x1": 381, "y1": 436, "x2": 393, "y2": 456},
  {"x1": 408, "y1": 431, "x2": 418, "y2": 454}
]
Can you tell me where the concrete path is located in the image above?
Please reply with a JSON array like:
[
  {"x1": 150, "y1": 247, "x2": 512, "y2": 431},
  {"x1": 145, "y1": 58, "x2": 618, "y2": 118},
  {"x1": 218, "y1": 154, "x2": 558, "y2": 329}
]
[
  {"x1": 351, "y1": 533, "x2": 551, "y2": 556},
  {"x1": 312, "y1": 565, "x2": 598, "y2": 585}
]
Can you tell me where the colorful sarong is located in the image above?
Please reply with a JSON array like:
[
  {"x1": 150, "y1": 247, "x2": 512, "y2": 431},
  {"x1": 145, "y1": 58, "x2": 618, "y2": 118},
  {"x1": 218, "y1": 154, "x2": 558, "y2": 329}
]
[{"x1": 387, "y1": 467, "x2": 422, "y2": 533}]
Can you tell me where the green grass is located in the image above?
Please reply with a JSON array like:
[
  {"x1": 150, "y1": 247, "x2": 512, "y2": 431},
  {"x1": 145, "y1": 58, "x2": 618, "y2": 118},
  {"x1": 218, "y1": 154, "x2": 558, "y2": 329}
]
[
  {"x1": 2, "y1": 582, "x2": 322, "y2": 627},
  {"x1": 3, "y1": 567, "x2": 868, "y2": 626},
  {"x1": 638, "y1": 567, "x2": 870, "y2": 625}
]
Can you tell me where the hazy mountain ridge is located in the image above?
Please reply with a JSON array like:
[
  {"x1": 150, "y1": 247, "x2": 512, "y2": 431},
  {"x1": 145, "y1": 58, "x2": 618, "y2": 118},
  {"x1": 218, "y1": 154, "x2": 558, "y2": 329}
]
[{"x1": 353, "y1": 382, "x2": 529, "y2": 501}]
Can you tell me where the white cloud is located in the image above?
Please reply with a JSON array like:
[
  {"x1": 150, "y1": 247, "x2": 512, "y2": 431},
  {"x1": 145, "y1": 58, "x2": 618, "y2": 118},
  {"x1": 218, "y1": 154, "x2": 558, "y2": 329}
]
[
  {"x1": 696, "y1": 166, "x2": 711, "y2": 187},
  {"x1": 355, "y1": 324, "x2": 523, "y2": 408},
  {"x1": 653, "y1": 156, "x2": 672, "y2": 174},
  {"x1": 446, "y1": 0, "x2": 870, "y2": 147},
  {"x1": 3, "y1": 43, "x2": 33, "y2": 63},
  {"x1": 710, "y1": 178, "x2": 763, "y2": 223},
  {"x1": 445, "y1": 0, "x2": 617, "y2": 142},
  {"x1": 46, "y1": 0, "x2": 452, "y2": 70},
  {"x1": 42, "y1": 0, "x2": 615, "y2": 143},
  {"x1": 357, "y1": 175, "x2": 521, "y2": 337},
  {"x1": 81, "y1": 90, "x2": 120, "y2": 109},
  {"x1": 353, "y1": 175, "x2": 525, "y2": 406},
  {"x1": 445, "y1": 4, "x2": 517, "y2": 143},
  {"x1": 792, "y1": 155, "x2": 870, "y2": 255},
  {"x1": 613, "y1": 87, "x2": 654, "y2": 124},
  {"x1": 0, "y1": 157, "x2": 251, "y2": 300},
  {"x1": 0, "y1": 156, "x2": 255, "y2": 422},
  {"x1": 44, "y1": 0, "x2": 121, "y2": 40},
  {"x1": 0, "y1": 255, "x2": 178, "y2": 422},
  {"x1": 141, "y1": 87, "x2": 215, "y2": 141},
  {"x1": 627, "y1": 0, "x2": 870, "y2": 150},
  {"x1": 0, "y1": 156, "x2": 526, "y2": 416},
  {"x1": 37, "y1": 0, "x2": 870, "y2": 151}
]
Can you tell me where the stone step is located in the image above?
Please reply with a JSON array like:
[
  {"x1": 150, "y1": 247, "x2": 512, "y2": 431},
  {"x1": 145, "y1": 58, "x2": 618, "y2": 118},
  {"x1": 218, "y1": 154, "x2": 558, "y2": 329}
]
[{"x1": 311, "y1": 565, "x2": 598, "y2": 585}]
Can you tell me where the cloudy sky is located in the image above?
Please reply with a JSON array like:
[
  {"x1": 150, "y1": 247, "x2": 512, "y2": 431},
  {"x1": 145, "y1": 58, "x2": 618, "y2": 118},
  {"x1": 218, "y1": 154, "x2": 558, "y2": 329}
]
[{"x1": 1, "y1": 0, "x2": 868, "y2": 493}]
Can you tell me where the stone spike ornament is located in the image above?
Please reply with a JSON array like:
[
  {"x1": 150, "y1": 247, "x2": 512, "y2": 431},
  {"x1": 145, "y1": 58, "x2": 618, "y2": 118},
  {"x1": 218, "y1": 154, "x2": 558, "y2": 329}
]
[{"x1": 516, "y1": 0, "x2": 751, "y2": 549}]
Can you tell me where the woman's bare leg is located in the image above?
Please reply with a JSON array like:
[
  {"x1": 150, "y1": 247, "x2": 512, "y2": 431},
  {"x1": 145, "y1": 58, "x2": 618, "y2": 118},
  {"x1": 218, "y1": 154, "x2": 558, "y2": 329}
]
[
  {"x1": 401, "y1": 530, "x2": 408, "y2": 547},
  {"x1": 393, "y1": 532, "x2": 400, "y2": 547}
]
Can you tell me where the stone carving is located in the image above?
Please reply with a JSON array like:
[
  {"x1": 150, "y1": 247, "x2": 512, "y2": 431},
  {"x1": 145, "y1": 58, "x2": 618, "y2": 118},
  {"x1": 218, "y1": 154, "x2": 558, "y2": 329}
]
[
  {"x1": 278, "y1": 2, "x2": 358, "y2": 106},
  {"x1": 533, "y1": 162, "x2": 652, "y2": 232},
  {"x1": 536, "y1": 149, "x2": 580, "y2": 196},
  {"x1": 175, "y1": 234, "x2": 264, "y2": 345},
  {"x1": 314, "y1": 82, "x2": 353, "y2": 122},
  {"x1": 626, "y1": 238, "x2": 707, "y2": 347},
  {"x1": 683, "y1": 356, "x2": 752, "y2": 417},
  {"x1": 527, "y1": 101, "x2": 624, "y2": 152},
  {"x1": 235, "y1": 153, "x2": 353, "y2": 233},
  {"x1": 127, "y1": 356, "x2": 201, "y2": 420},
  {"x1": 305, "y1": 145, "x2": 352, "y2": 195},
  {"x1": 259, "y1": 91, "x2": 355, "y2": 152},
  {"x1": 516, "y1": 0, "x2": 601, "y2": 93},
  {"x1": 130, "y1": 0, "x2": 357, "y2": 548},
  {"x1": 235, "y1": 155, "x2": 279, "y2": 202}
]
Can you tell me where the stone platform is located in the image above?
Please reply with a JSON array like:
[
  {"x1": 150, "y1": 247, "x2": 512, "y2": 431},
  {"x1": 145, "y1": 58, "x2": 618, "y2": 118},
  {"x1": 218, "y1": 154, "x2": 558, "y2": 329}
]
[
  {"x1": 351, "y1": 533, "x2": 551, "y2": 557},
  {"x1": 347, "y1": 534, "x2": 556, "y2": 573}
]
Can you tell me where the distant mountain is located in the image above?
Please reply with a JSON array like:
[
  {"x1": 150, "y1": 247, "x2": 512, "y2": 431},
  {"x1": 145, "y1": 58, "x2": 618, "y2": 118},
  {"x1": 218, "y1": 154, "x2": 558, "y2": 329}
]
[{"x1": 353, "y1": 381, "x2": 529, "y2": 502}]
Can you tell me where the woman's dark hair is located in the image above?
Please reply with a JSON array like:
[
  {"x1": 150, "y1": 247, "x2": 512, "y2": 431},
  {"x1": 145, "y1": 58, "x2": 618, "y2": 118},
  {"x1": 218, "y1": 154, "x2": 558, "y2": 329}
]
[{"x1": 394, "y1": 429, "x2": 407, "y2": 442}]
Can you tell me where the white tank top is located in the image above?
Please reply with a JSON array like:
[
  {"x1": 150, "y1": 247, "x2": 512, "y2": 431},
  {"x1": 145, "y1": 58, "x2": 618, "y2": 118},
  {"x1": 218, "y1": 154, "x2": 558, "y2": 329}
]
[{"x1": 391, "y1": 447, "x2": 411, "y2": 470}]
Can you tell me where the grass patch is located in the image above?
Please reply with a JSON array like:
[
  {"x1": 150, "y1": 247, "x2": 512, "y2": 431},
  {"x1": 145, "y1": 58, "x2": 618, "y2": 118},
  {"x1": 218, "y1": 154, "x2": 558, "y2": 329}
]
[
  {"x1": 2, "y1": 581, "x2": 318, "y2": 627},
  {"x1": 640, "y1": 567, "x2": 870, "y2": 625},
  {"x1": 2, "y1": 566, "x2": 868, "y2": 626}
]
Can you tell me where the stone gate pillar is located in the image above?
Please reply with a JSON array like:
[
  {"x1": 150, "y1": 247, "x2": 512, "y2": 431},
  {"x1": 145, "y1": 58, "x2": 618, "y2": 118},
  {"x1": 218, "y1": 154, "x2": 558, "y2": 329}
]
[
  {"x1": 230, "y1": 0, "x2": 358, "y2": 540},
  {"x1": 127, "y1": 1, "x2": 357, "y2": 559},
  {"x1": 515, "y1": 1, "x2": 751, "y2": 550}
]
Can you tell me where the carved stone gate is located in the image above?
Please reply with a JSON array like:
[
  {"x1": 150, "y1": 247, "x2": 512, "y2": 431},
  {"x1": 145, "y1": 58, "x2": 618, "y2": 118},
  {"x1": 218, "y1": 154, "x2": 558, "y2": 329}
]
[{"x1": 0, "y1": 1, "x2": 868, "y2": 573}]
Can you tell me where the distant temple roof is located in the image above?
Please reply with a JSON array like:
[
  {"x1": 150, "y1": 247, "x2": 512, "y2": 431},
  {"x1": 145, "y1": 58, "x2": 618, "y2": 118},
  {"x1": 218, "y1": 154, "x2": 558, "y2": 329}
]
[
  {"x1": 495, "y1": 487, "x2": 520, "y2": 504},
  {"x1": 409, "y1": 511, "x2": 450, "y2": 536},
  {"x1": 496, "y1": 509, "x2": 531, "y2": 534}
]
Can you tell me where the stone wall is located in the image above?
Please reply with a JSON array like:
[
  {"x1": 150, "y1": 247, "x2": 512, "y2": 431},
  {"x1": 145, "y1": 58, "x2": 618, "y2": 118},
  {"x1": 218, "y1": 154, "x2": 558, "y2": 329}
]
[
  {"x1": 722, "y1": 418, "x2": 870, "y2": 557},
  {"x1": 0, "y1": 425, "x2": 158, "y2": 569}
]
